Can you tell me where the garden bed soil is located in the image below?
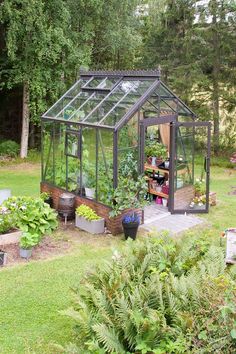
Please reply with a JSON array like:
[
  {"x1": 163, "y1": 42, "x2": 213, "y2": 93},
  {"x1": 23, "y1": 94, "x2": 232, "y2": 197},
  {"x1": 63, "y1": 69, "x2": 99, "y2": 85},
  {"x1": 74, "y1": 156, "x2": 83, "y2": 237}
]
[{"x1": 0, "y1": 221, "x2": 118, "y2": 268}]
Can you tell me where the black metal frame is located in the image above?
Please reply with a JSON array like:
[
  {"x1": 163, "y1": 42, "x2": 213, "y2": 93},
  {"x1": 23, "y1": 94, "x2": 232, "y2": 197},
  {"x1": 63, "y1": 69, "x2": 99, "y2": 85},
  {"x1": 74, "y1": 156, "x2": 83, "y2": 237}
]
[
  {"x1": 41, "y1": 69, "x2": 211, "y2": 215},
  {"x1": 169, "y1": 121, "x2": 211, "y2": 214}
]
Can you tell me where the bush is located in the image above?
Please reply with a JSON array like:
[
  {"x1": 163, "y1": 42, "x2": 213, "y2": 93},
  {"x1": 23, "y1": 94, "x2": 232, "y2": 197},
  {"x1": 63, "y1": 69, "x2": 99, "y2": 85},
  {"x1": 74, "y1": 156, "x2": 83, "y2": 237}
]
[
  {"x1": 3, "y1": 196, "x2": 58, "y2": 238},
  {"x1": 0, "y1": 140, "x2": 20, "y2": 157},
  {"x1": 76, "y1": 205, "x2": 101, "y2": 221},
  {"x1": 0, "y1": 206, "x2": 16, "y2": 234},
  {"x1": 63, "y1": 235, "x2": 236, "y2": 353}
]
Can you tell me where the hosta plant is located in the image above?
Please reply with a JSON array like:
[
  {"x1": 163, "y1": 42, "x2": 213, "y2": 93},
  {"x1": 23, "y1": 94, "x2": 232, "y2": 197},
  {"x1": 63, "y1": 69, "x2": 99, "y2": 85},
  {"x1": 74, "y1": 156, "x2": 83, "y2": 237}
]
[
  {"x1": 20, "y1": 232, "x2": 40, "y2": 250},
  {"x1": 3, "y1": 196, "x2": 58, "y2": 238},
  {"x1": 62, "y1": 234, "x2": 236, "y2": 353}
]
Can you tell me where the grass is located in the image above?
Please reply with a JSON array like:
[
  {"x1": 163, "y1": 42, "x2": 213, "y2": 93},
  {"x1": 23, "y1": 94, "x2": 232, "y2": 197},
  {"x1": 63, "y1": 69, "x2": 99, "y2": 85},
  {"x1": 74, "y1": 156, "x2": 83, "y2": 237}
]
[
  {"x1": 0, "y1": 163, "x2": 40, "y2": 197},
  {"x1": 0, "y1": 246, "x2": 114, "y2": 353},
  {"x1": 0, "y1": 159, "x2": 236, "y2": 353}
]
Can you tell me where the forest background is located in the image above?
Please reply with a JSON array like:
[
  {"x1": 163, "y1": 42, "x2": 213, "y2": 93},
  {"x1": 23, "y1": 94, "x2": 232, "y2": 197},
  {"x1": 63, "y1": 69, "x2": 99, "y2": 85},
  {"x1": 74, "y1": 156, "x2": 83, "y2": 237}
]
[{"x1": 0, "y1": 0, "x2": 235, "y2": 158}]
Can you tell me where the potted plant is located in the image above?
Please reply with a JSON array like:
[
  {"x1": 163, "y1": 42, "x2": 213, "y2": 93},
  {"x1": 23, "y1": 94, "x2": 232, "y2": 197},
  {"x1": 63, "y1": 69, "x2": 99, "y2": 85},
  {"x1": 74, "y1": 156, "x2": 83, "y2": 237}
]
[
  {"x1": 122, "y1": 212, "x2": 140, "y2": 240},
  {"x1": 145, "y1": 143, "x2": 168, "y2": 166},
  {"x1": 109, "y1": 176, "x2": 148, "y2": 218},
  {"x1": 84, "y1": 176, "x2": 96, "y2": 199},
  {"x1": 75, "y1": 205, "x2": 104, "y2": 234},
  {"x1": 0, "y1": 250, "x2": 7, "y2": 266},
  {"x1": 19, "y1": 232, "x2": 39, "y2": 259},
  {"x1": 40, "y1": 192, "x2": 53, "y2": 208}
]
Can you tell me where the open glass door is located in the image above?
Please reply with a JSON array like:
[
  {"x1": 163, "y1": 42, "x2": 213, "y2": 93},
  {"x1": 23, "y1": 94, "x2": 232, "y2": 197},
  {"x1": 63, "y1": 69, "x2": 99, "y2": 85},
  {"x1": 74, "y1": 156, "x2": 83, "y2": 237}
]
[{"x1": 170, "y1": 121, "x2": 211, "y2": 213}]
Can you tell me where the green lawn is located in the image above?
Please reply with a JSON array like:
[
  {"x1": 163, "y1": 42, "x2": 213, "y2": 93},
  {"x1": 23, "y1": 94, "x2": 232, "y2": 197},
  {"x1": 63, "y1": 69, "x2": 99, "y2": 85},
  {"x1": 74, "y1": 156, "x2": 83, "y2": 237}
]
[
  {"x1": 0, "y1": 164, "x2": 40, "y2": 197},
  {"x1": 0, "y1": 246, "x2": 113, "y2": 354},
  {"x1": 0, "y1": 162, "x2": 236, "y2": 353}
]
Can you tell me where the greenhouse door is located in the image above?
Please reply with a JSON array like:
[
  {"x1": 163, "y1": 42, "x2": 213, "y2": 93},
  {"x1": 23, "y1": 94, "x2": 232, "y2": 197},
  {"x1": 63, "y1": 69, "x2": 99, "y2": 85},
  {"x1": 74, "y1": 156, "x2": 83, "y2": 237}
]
[
  {"x1": 140, "y1": 115, "x2": 176, "y2": 212},
  {"x1": 169, "y1": 121, "x2": 211, "y2": 214}
]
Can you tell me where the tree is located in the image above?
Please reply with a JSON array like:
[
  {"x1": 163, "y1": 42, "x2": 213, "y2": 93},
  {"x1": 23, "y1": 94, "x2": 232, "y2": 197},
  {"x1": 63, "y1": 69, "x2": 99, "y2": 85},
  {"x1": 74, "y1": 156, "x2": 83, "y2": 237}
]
[
  {"x1": 0, "y1": 0, "x2": 88, "y2": 157},
  {"x1": 90, "y1": 0, "x2": 142, "y2": 69},
  {"x1": 194, "y1": 0, "x2": 236, "y2": 152}
]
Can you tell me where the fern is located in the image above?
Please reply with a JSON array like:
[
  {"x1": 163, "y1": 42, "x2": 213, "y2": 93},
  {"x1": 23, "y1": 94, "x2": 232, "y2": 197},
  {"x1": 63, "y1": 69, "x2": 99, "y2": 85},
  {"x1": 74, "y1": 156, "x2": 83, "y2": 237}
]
[
  {"x1": 92, "y1": 323, "x2": 125, "y2": 353},
  {"x1": 62, "y1": 234, "x2": 236, "y2": 352}
]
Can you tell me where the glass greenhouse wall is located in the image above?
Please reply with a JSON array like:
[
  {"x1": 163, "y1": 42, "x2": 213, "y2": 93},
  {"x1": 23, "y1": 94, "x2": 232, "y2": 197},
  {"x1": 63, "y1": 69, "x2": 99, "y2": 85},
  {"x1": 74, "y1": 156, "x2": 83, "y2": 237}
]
[{"x1": 42, "y1": 70, "x2": 211, "y2": 215}]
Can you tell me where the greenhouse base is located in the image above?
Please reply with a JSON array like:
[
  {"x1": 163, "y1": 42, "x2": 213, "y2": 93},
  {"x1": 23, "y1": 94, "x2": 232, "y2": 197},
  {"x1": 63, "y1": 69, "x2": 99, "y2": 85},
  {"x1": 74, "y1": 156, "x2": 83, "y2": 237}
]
[{"x1": 41, "y1": 182, "x2": 143, "y2": 235}]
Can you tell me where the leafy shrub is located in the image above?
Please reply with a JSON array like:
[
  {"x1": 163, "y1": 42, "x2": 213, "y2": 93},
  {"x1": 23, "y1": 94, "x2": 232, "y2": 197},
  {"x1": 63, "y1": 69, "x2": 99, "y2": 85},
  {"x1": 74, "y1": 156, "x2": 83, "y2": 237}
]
[
  {"x1": 0, "y1": 140, "x2": 20, "y2": 157},
  {"x1": 0, "y1": 207, "x2": 16, "y2": 234},
  {"x1": 76, "y1": 205, "x2": 101, "y2": 221},
  {"x1": 3, "y1": 196, "x2": 58, "y2": 237},
  {"x1": 20, "y1": 232, "x2": 40, "y2": 249},
  {"x1": 109, "y1": 176, "x2": 148, "y2": 217},
  {"x1": 63, "y1": 235, "x2": 236, "y2": 353}
]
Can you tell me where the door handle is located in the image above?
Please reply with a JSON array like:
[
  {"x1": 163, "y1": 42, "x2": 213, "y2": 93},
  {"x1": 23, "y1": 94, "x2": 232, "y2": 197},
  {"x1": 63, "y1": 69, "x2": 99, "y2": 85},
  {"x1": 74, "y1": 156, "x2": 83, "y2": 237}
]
[{"x1": 204, "y1": 156, "x2": 210, "y2": 173}]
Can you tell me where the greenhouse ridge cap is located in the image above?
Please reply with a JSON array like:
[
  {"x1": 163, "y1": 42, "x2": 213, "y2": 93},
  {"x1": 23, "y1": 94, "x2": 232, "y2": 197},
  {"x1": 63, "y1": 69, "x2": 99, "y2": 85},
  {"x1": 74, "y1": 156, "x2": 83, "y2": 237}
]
[{"x1": 80, "y1": 69, "x2": 161, "y2": 78}]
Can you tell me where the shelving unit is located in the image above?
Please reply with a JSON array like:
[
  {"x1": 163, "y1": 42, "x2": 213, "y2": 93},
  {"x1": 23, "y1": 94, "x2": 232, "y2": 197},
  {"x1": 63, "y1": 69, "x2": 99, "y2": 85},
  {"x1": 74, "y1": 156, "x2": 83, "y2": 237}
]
[{"x1": 144, "y1": 164, "x2": 169, "y2": 200}]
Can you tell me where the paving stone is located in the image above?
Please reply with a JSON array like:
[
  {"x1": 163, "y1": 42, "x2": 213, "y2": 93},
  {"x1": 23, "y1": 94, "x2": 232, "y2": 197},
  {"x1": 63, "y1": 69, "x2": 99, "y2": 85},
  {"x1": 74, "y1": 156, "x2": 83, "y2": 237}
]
[{"x1": 141, "y1": 203, "x2": 204, "y2": 235}]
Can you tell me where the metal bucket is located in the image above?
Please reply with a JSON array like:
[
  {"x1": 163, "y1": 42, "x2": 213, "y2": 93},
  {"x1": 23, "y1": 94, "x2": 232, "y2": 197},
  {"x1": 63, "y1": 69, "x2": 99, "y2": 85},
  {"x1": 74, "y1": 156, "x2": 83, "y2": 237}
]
[{"x1": 58, "y1": 193, "x2": 75, "y2": 220}]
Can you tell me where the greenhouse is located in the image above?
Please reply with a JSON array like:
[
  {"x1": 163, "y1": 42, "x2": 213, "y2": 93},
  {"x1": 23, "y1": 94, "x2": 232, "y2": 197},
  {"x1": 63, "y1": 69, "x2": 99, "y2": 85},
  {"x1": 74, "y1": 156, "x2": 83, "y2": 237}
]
[{"x1": 41, "y1": 70, "x2": 211, "y2": 229}]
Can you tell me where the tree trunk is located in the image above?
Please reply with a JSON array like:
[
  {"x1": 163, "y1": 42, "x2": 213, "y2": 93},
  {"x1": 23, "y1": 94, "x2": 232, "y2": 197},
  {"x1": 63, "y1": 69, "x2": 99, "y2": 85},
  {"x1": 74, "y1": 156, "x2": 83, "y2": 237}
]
[
  {"x1": 20, "y1": 82, "x2": 30, "y2": 158},
  {"x1": 29, "y1": 122, "x2": 35, "y2": 149},
  {"x1": 211, "y1": 0, "x2": 220, "y2": 154}
]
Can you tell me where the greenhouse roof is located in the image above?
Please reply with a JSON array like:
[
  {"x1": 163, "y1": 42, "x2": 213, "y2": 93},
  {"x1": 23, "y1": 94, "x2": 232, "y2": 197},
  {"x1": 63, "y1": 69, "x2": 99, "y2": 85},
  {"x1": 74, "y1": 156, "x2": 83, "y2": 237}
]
[{"x1": 42, "y1": 70, "x2": 196, "y2": 130}]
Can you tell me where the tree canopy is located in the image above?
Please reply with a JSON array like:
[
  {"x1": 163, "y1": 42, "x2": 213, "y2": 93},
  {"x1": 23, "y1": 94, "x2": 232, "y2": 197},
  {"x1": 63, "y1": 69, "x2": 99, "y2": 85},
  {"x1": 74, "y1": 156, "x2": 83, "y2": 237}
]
[{"x1": 0, "y1": 0, "x2": 235, "y2": 155}]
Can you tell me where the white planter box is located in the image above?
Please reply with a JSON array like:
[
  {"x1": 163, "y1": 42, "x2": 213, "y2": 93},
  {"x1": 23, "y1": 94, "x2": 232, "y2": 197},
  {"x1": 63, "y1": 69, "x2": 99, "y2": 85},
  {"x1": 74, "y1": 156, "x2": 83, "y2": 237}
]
[
  {"x1": 75, "y1": 215, "x2": 104, "y2": 234},
  {"x1": 0, "y1": 230, "x2": 22, "y2": 246}
]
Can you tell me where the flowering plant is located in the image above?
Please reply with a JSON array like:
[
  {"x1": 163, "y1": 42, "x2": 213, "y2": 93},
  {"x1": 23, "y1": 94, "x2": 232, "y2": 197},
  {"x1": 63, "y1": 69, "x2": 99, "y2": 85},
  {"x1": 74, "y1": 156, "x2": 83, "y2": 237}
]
[
  {"x1": 194, "y1": 178, "x2": 206, "y2": 196},
  {"x1": 189, "y1": 195, "x2": 206, "y2": 208},
  {"x1": 122, "y1": 212, "x2": 140, "y2": 224}
]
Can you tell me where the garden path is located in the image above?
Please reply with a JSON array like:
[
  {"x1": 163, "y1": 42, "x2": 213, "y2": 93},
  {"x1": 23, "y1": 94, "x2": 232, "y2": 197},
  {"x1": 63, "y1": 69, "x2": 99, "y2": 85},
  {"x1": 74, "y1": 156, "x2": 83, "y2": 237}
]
[{"x1": 141, "y1": 203, "x2": 205, "y2": 235}]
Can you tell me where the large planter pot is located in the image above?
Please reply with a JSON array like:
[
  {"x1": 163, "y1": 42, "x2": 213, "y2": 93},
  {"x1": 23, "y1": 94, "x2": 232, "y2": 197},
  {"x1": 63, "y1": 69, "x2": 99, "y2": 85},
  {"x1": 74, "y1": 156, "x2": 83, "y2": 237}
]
[
  {"x1": 75, "y1": 215, "x2": 105, "y2": 234},
  {"x1": 122, "y1": 221, "x2": 139, "y2": 240},
  {"x1": 20, "y1": 248, "x2": 32, "y2": 259},
  {"x1": 0, "y1": 250, "x2": 7, "y2": 266},
  {"x1": 0, "y1": 230, "x2": 21, "y2": 246},
  {"x1": 85, "y1": 188, "x2": 95, "y2": 199}
]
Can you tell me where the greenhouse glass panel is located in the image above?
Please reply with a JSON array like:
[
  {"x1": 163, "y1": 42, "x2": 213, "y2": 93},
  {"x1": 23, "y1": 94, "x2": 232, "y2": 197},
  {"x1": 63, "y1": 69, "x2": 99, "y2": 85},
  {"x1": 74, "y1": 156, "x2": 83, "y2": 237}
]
[
  {"x1": 94, "y1": 80, "x2": 155, "y2": 127},
  {"x1": 118, "y1": 113, "x2": 139, "y2": 183},
  {"x1": 54, "y1": 122, "x2": 67, "y2": 190},
  {"x1": 83, "y1": 77, "x2": 120, "y2": 90},
  {"x1": 82, "y1": 128, "x2": 96, "y2": 199},
  {"x1": 42, "y1": 121, "x2": 54, "y2": 183},
  {"x1": 44, "y1": 79, "x2": 89, "y2": 118},
  {"x1": 97, "y1": 129, "x2": 113, "y2": 205}
]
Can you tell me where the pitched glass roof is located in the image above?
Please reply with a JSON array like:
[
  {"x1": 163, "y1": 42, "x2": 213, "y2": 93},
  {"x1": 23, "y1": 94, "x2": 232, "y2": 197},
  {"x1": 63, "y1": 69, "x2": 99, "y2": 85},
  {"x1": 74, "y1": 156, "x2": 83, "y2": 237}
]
[{"x1": 42, "y1": 70, "x2": 196, "y2": 130}]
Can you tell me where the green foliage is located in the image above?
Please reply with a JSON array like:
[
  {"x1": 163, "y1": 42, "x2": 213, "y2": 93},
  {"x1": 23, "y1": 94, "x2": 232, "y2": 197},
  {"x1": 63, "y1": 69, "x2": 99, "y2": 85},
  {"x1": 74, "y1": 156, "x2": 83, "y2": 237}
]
[
  {"x1": 145, "y1": 142, "x2": 168, "y2": 160},
  {"x1": 63, "y1": 235, "x2": 236, "y2": 353},
  {"x1": 119, "y1": 152, "x2": 138, "y2": 180},
  {"x1": 20, "y1": 231, "x2": 40, "y2": 250},
  {"x1": 0, "y1": 206, "x2": 16, "y2": 234},
  {"x1": 3, "y1": 196, "x2": 58, "y2": 237},
  {"x1": 109, "y1": 175, "x2": 148, "y2": 217},
  {"x1": 0, "y1": 140, "x2": 20, "y2": 157},
  {"x1": 76, "y1": 205, "x2": 101, "y2": 221},
  {"x1": 40, "y1": 192, "x2": 51, "y2": 201}
]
